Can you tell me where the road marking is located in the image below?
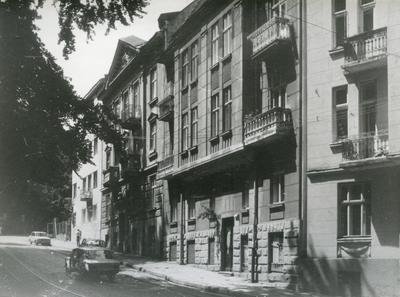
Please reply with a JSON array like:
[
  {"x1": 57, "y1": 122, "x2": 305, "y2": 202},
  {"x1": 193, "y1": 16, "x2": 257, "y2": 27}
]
[{"x1": 3, "y1": 248, "x2": 87, "y2": 297}]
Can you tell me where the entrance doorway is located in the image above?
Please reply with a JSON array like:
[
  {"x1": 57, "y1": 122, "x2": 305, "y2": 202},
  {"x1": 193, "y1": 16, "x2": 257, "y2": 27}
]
[{"x1": 221, "y1": 217, "x2": 234, "y2": 271}]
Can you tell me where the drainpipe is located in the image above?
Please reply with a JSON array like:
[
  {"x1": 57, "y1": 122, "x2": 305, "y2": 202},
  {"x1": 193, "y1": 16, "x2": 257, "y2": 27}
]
[
  {"x1": 298, "y1": 0, "x2": 308, "y2": 257},
  {"x1": 251, "y1": 176, "x2": 259, "y2": 283},
  {"x1": 180, "y1": 192, "x2": 184, "y2": 265}
]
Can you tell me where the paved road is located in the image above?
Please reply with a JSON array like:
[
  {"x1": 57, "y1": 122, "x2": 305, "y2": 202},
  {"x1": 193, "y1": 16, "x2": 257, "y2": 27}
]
[{"x1": 0, "y1": 240, "x2": 254, "y2": 297}]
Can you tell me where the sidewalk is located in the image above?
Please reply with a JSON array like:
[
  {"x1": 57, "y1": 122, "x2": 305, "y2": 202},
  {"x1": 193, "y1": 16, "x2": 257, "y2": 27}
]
[{"x1": 117, "y1": 254, "x2": 328, "y2": 297}]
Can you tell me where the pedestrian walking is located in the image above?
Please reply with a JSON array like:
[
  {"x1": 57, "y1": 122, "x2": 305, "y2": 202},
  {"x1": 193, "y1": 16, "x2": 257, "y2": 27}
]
[{"x1": 76, "y1": 229, "x2": 81, "y2": 247}]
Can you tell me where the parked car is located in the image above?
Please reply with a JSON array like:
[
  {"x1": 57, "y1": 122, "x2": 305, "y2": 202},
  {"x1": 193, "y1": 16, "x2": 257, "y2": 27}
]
[
  {"x1": 80, "y1": 238, "x2": 105, "y2": 247},
  {"x1": 65, "y1": 247, "x2": 119, "y2": 280},
  {"x1": 29, "y1": 231, "x2": 51, "y2": 246}
]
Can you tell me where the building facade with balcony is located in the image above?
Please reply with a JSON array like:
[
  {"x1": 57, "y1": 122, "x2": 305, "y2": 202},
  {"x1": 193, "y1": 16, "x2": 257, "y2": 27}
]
[
  {"x1": 155, "y1": 0, "x2": 302, "y2": 284},
  {"x1": 304, "y1": 0, "x2": 400, "y2": 296},
  {"x1": 71, "y1": 79, "x2": 106, "y2": 244}
]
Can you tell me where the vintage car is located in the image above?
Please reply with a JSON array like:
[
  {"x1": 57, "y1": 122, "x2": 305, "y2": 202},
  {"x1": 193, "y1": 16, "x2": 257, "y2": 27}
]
[
  {"x1": 81, "y1": 238, "x2": 105, "y2": 247},
  {"x1": 29, "y1": 231, "x2": 51, "y2": 246},
  {"x1": 65, "y1": 247, "x2": 120, "y2": 280}
]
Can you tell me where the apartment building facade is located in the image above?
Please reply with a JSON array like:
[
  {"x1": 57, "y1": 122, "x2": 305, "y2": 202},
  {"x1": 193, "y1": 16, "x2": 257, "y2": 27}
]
[
  {"x1": 71, "y1": 78, "x2": 105, "y2": 243},
  {"x1": 156, "y1": 0, "x2": 302, "y2": 283},
  {"x1": 304, "y1": 0, "x2": 400, "y2": 296}
]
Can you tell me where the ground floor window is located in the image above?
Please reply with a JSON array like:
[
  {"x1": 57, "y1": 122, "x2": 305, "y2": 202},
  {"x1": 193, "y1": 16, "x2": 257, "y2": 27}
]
[
  {"x1": 187, "y1": 240, "x2": 195, "y2": 264},
  {"x1": 338, "y1": 183, "x2": 371, "y2": 237},
  {"x1": 268, "y1": 232, "x2": 284, "y2": 272},
  {"x1": 240, "y1": 235, "x2": 249, "y2": 272},
  {"x1": 169, "y1": 241, "x2": 177, "y2": 261},
  {"x1": 208, "y1": 238, "x2": 215, "y2": 265}
]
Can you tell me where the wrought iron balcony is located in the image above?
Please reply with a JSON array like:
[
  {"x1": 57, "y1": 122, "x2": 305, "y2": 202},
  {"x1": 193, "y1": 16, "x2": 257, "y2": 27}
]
[
  {"x1": 341, "y1": 130, "x2": 389, "y2": 163},
  {"x1": 103, "y1": 166, "x2": 119, "y2": 187},
  {"x1": 248, "y1": 16, "x2": 291, "y2": 58},
  {"x1": 343, "y1": 27, "x2": 387, "y2": 74},
  {"x1": 121, "y1": 104, "x2": 141, "y2": 129},
  {"x1": 243, "y1": 107, "x2": 293, "y2": 146},
  {"x1": 79, "y1": 190, "x2": 93, "y2": 203}
]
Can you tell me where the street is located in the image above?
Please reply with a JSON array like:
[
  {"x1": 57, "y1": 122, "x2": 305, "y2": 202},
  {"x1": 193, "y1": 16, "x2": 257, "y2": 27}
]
[{"x1": 0, "y1": 237, "x2": 258, "y2": 297}]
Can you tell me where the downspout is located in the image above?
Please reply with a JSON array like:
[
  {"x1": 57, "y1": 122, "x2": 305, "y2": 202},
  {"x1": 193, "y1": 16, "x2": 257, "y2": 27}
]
[{"x1": 298, "y1": 0, "x2": 308, "y2": 258}]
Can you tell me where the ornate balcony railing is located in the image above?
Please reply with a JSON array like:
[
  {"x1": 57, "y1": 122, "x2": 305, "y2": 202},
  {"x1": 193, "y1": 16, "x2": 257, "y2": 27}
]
[
  {"x1": 121, "y1": 104, "x2": 141, "y2": 128},
  {"x1": 158, "y1": 155, "x2": 174, "y2": 171},
  {"x1": 103, "y1": 166, "x2": 119, "y2": 187},
  {"x1": 342, "y1": 130, "x2": 389, "y2": 161},
  {"x1": 80, "y1": 190, "x2": 93, "y2": 203},
  {"x1": 343, "y1": 28, "x2": 387, "y2": 70},
  {"x1": 243, "y1": 107, "x2": 293, "y2": 145},
  {"x1": 248, "y1": 17, "x2": 291, "y2": 56}
]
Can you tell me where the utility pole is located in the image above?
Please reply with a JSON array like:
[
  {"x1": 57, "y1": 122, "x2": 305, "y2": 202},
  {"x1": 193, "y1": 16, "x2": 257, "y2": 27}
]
[
  {"x1": 251, "y1": 176, "x2": 259, "y2": 283},
  {"x1": 179, "y1": 192, "x2": 184, "y2": 265}
]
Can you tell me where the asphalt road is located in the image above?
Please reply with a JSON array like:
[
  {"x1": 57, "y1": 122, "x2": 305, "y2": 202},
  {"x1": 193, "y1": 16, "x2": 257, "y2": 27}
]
[{"x1": 0, "y1": 240, "x2": 254, "y2": 297}]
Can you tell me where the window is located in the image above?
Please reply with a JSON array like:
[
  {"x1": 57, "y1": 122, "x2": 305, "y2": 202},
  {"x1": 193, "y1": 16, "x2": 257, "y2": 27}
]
[
  {"x1": 333, "y1": 86, "x2": 348, "y2": 140},
  {"x1": 211, "y1": 23, "x2": 219, "y2": 65},
  {"x1": 181, "y1": 49, "x2": 189, "y2": 88},
  {"x1": 190, "y1": 41, "x2": 198, "y2": 81},
  {"x1": 222, "y1": 12, "x2": 232, "y2": 57},
  {"x1": 81, "y1": 209, "x2": 86, "y2": 224},
  {"x1": 188, "y1": 199, "x2": 195, "y2": 219},
  {"x1": 87, "y1": 174, "x2": 92, "y2": 190},
  {"x1": 171, "y1": 200, "x2": 178, "y2": 222},
  {"x1": 150, "y1": 121, "x2": 157, "y2": 152},
  {"x1": 338, "y1": 183, "x2": 371, "y2": 237},
  {"x1": 271, "y1": 174, "x2": 285, "y2": 204},
  {"x1": 149, "y1": 175, "x2": 156, "y2": 206},
  {"x1": 82, "y1": 177, "x2": 87, "y2": 192},
  {"x1": 133, "y1": 82, "x2": 140, "y2": 116},
  {"x1": 333, "y1": 0, "x2": 346, "y2": 47},
  {"x1": 360, "y1": 0, "x2": 374, "y2": 32},
  {"x1": 93, "y1": 137, "x2": 98, "y2": 155},
  {"x1": 150, "y1": 68, "x2": 157, "y2": 100},
  {"x1": 242, "y1": 182, "x2": 249, "y2": 209},
  {"x1": 222, "y1": 87, "x2": 232, "y2": 132},
  {"x1": 269, "y1": 232, "x2": 284, "y2": 272},
  {"x1": 93, "y1": 171, "x2": 98, "y2": 189},
  {"x1": 211, "y1": 94, "x2": 220, "y2": 137},
  {"x1": 92, "y1": 204, "x2": 97, "y2": 221},
  {"x1": 190, "y1": 108, "x2": 198, "y2": 147},
  {"x1": 122, "y1": 89, "x2": 129, "y2": 117},
  {"x1": 360, "y1": 81, "x2": 377, "y2": 134},
  {"x1": 181, "y1": 113, "x2": 189, "y2": 151},
  {"x1": 72, "y1": 183, "x2": 77, "y2": 199},
  {"x1": 105, "y1": 149, "x2": 111, "y2": 169}
]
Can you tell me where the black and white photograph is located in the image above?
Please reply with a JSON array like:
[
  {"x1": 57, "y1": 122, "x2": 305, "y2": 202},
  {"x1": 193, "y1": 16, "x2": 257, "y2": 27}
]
[{"x1": 0, "y1": 0, "x2": 399, "y2": 296}]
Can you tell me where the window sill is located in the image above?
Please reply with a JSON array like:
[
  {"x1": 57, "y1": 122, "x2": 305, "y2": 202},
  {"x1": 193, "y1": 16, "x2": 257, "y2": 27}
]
[
  {"x1": 329, "y1": 46, "x2": 344, "y2": 58},
  {"x1": 329, "y1": 140, "x2": 346, "y2": 153},
  {"x1": 337, "y1": 236, "x2": 372, "y2": 243},
  {"x1": 210, "y1": 62, "x2": 219, "y2": 71},
  {"x1": 270, "y1": 202, "x2": 285, "y2": 208},
  {"x1": 188, "y1": 218, "x2": 196, "y2": 225},
  {"x1": 209, "y1": 135, "x2": 219, "y2": 145},
  {"x1": 169, "y1": 221, "x2": 178, "y2": 228},
  {"x1": 221, "y1": 129, "x2": 232, "y2": 139},
  {"x1": 189, "y1": 145, "x2": 198, "y2": 154},
  {"x1": 180, "y1": 150, "x2": 189, "y2": 158},
  {"x1": 221, "y1": 53, "x2": 232, "y2": 64},
  {"x1": 148, "y1": 150, "x2": 158, "y2": 160},
  {"x1": 181, "y1": 85, "x2": 189, "y2": 93},
  {"x1": 149, "y1": 97, "x2": 159, "y2": 107},
  {"x1": 190, "y1": 79, "x2": 198, "y2": 86}
]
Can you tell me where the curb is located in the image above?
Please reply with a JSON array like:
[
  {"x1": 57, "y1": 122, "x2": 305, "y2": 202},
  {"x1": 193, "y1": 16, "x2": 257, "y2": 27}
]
[{"x1": 123, "y1": 261, "x2": 253, "y2": 295}]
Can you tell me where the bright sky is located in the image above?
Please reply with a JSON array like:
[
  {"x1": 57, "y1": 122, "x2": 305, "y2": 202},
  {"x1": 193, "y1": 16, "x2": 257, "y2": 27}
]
[{"x1": 35, "y1": 0, "x2": 193, "y2": 97}]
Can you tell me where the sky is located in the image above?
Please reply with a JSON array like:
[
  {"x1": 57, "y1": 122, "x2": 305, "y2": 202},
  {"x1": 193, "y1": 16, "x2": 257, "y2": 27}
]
[{"x1": 35, "y1": 0, "x2": 193, "y2": 97}]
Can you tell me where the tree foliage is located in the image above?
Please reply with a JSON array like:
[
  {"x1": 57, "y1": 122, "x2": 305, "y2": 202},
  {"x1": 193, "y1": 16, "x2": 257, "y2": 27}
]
[{"x1": 0, "y1": 0, "x2": 147, "y2": 225}]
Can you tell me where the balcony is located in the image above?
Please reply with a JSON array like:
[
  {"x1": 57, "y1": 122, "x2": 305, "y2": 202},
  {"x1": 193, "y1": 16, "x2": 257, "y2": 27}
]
[
  {"x1": 243, "y1": 107, "x2": 293, "y2": 146},
  {"x1": 341, "y1": 130, "x2": 389, "y2": 167},
  {"x1": 121, "y1": 104, "x2": 141, "y2": 129},
  {"x1": 103, "y1": 166, "x2": 119, "y2": 187},
  {"x1": 121, "y1": 154, "x2": 141, "y2": 178},
  {"x1": 248, "y1": 16, "x2": 291, "y2": 59},
  {"x1": 343, "y1": 27, "x2": 387, "y2": 75},
  {"x1": 80, "y1": 190, "x2": 93, "y2": 203}
]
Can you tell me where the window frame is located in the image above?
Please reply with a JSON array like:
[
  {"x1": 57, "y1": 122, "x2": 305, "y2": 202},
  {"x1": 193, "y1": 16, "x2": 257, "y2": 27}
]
[
  {"x1": 190, "y1": 107, "x2": 198, "y2": 147},
  {"x1": 181, "y1": 112, "x2": 189, "y2": 151},
  {"x1": 150, "y1": 68, "x2": 157, "y2": 101},
  {"x1": 222, "y1": 86, "x2": 232, "y2": 132},
  {"x1": 270, "y1": 174, "x2": 285, "y2": 204},
  {"x1": 149, "y1": 121, "x2": 157, "y2": 152},
  {"x1": 338, "y1": 182, "x2": 371, "y2": 238},
  {"x1": 188, "y1": 198, "x2": 196, "y2": 220},
  {"x1": 359, "y1": 80, "x2": 377, "y2": 135},
  {"x1": 190, "y1": 41, "x2": 199, "y2": 82},
  {"x1": 181, "y1": 49, "x2": 189, "y2": 89},
  {"x1": 222, "y1": 11, "x2": 232, "y2": 58},
  {"x1": 360, "y1": 0, "x2": 375, "y2": 33},
  {"x1": 93, "y1": 171, "x2": 98, "y2": 189},
  {"x1": 333, "y1": 85, "x2": 348, "y2": 141},
  {"x1": 332, "y1": 0, "x2": 347, "y2": 48},
  {"x1": 211, "y1": 22, "x2": 220, "y2": 66},
  {"x1": 171, "y1": 200, "x2": 178, "y2": 222},
  {"x1": 211, "y1": 94, "x2": 220, "y2": 137}
]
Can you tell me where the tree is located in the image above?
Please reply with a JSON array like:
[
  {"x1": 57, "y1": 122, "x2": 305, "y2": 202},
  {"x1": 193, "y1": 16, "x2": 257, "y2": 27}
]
[{"x1": 0, "y1": 0, "x2": 148, "y2": 228}]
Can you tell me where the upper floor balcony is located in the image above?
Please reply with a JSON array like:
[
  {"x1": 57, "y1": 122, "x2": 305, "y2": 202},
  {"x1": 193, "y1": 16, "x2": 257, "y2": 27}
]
[
  {"x1": 343, "y1": 27, "x2": 387, "y2": 75},
  {"x1": 103, "y1": 166, "x2": 119, "y2": 187},
  {"x1": 80, "y1": 190, "x2": 93, "y2": 203},
  {"x1": 248, "y1": 16, "x2": 291, "y2": 59},
  {"x1": 243, "y1": 107, "x2": 293, "y2": 146},
  {"x1": 341, "y1": 130, "x2": 389, "y2": 167},
  {"x1": 121, "y1": 104, "x2": 141, "y2": 129},
  {"x1": 158, "y1": 82, "x2": 174, "y2": 122}
]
